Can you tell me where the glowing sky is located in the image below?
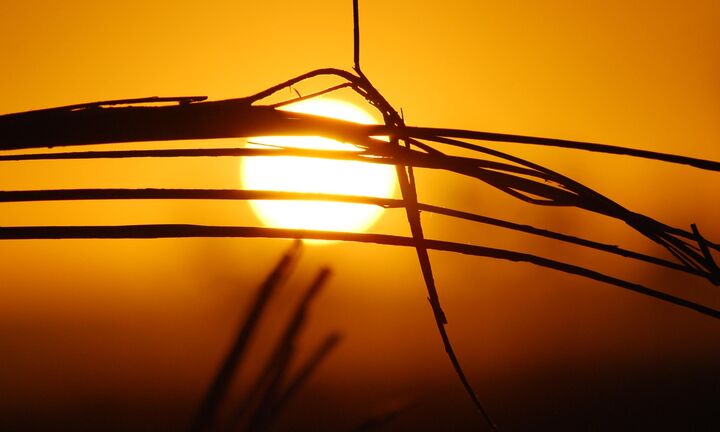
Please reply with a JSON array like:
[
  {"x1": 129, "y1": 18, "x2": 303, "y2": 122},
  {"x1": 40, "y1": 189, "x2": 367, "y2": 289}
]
[{"x1": 1, "y1": 1, "x2": 718, "y2": 430}]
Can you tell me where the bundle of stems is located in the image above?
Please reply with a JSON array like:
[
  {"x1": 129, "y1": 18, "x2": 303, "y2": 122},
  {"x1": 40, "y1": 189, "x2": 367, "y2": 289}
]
[
  {"x1": 190, "y1": 242, "x2": 409, "y2": 431},
  {"x1": 190, "y1": 241, "x2": 344, "y2": 432}
]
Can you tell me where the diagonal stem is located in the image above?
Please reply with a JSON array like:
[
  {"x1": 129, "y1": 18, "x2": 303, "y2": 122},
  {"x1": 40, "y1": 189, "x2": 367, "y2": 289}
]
[
  {"x1": 395, "y1": 159, "x2": 498, "y2": 430},
  {"x1": 189, "y1": 241, "x2": 302, "y2": 432}
]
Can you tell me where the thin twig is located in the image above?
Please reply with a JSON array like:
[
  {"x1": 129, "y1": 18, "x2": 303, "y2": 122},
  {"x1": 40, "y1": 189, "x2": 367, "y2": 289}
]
[
  {"x1": 397, "y1": 126, "x2": 720, "y2": 172},
  {"x1": 12, "y1": 96, "x2": 208, "y2": 115},
  {"x1": 244, "y1": 68, "x2": 362, "y2": 104},
  {"x1": 267, "y1": 83, "x2": 354, "y2": 109},
  {"x1": 692, "y1": 224, "x2": 720, "y2": 284},
  {"x1": 353, "y1": 0, "x2": 361, "y2": 71}
]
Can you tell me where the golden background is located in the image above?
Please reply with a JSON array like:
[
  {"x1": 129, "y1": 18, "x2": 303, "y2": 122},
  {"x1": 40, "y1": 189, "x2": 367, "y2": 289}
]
[{"x1": 1, "y1": 1, "x2": 718, "y2": 430}]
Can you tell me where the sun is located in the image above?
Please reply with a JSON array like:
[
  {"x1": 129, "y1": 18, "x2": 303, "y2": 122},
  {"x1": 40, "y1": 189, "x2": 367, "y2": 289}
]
[{"x1": 240, "y1": 98, "x2": 396, "y2": 235}]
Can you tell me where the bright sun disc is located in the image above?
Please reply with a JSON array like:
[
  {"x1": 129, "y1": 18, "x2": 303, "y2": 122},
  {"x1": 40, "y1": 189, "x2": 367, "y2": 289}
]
[{"x1": 241, "y1": 98, "x2": 396, "y2": 236}]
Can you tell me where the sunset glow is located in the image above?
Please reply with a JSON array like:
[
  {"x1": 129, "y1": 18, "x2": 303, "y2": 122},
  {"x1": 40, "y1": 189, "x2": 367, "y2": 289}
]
[
  {"x1": 241, "y1": 98, "x2": 396, "y2": 234},
  {"x1": 2, "y1": 1, "x2": 719, "y2": 429}
]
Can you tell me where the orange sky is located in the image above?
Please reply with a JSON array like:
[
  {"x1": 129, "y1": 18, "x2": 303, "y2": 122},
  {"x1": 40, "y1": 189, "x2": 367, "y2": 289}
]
[{"x1": 1, "y1": 1, "x2": 719, "y2": 430}]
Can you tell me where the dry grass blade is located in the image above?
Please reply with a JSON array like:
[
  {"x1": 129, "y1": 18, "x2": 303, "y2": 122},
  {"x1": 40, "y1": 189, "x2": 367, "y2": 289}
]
[
  {"x1": 267, "y1": 83, "x2": 354, "y2": 109},
  {"x1": 0, "y1": 98, "x2": 381, "y2": 150},
  {"x1": 189, "y1": 240, "x2": 302, "y2": 432},
  {"x1": 692, "y1": 224, "x2": 720, "y2": 285},
  {"x1": 347, "y1": 4, "x2": 498, "y2": 419},
  {"x1": 398, "y1": 125, "x2": 720, "y2": 172},
  {"x1": 353, "y1": 0, "x2": 360, "y2": 71},
  {"x1": 1, "y1": 224, "x2": 717, "y2": 320},
  {"x1": 3, "y1": 144, "x2": 718, "y2": 258},
  {"x1": 1, "y1": 188, "x2": 705, "y2": 278},
  {"x1": 395, "y1": 153, "x2": 498, "y2": 428},
  {"x1": 2, "y1": 124, "x2": 717, "y2": 278},
  {"x1": 246, "y1": 332, "x2": 342, "y2": 432},
  {"x1": 417, "y1": 134, "x2": 720, "y2": 283},
  {"x1": 3, "y1": 101, "x2": 718, "y2": 171},
  {"x1": 227, "y1": 268, "x2": 331, "y2": 432}
]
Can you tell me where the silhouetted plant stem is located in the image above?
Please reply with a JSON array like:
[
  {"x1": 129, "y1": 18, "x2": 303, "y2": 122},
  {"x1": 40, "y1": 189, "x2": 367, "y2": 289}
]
[
  {"x1": 4, "y1": 94, "x2": 717, "y2": 278},
  {"x1": 227, "y1": 268, "x2": 331, "y2": 432},
  {"x1": 399, "y1": 126, "x2": 720, "y2": 172},
  {"x1": 353, "y1": 0, "x2": 360, "y2": 71},
  {"x1": 3, "y1": 75, "x2": 719, "y2": 174},
  {"x1": 692, "y1": 223, "x2": 720, "y2": 283},
  {"x1": 250, "y1": 332, "x2": 342, "y2": 432},
  {"x1": 3, "y1": 144, "x2": 717, "y2": 264},
  {"x1": 395, "y1": 156, "x2": 498, "y2": 427},
  {"x1": 267, "y1": 83, "x2": 355, "y2": 109},
  {"x1": 1, "y1": 224, "x2": 717, "y2": 320},
  {"x1": 350, "y1": 4, "x2": 500, "y2": 421},
  {"x1": 189, "y1": 240, "x2": 302, "y2": 432},
  {"x1": 1, "y1": 187, "x2": 704, "y2": 278},
  {"x1": 414, "y1": 134, "x2": 720, "y2": 284}
]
